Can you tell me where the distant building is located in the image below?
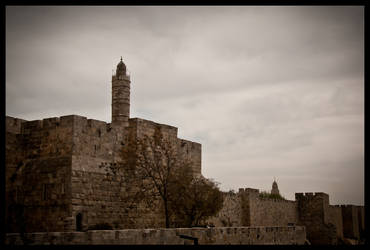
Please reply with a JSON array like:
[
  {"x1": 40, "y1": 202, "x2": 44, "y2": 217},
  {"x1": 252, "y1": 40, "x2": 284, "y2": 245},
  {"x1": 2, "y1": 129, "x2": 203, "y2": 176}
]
[{"x1": 271, "y1": 179, "x2": 280, "y2": 195}]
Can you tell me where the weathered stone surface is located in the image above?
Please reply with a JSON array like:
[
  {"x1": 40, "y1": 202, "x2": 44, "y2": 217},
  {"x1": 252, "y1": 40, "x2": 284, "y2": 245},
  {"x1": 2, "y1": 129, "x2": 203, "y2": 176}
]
[{"x1": 5, "y1": 226, "x2": 306, "y2": 245}]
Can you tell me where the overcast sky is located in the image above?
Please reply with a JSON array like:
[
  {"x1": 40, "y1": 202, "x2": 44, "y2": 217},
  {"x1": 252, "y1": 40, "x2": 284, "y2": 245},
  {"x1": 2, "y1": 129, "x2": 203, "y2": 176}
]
[{"x1": 6, "y1": 6, "x2": 364, "y2": 205}]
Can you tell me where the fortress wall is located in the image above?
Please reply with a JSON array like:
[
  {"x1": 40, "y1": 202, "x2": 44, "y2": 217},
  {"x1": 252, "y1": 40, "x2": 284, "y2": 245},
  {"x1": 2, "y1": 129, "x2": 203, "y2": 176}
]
[
  {"x1": 129, "y1": 118, "x2": 201, "y2": 175},
  {"x1": 129, "y1": 118, "x2": 178, "y2": 139},
  {"x1": 5, "y1": 226, "x2": 306, "y2": 245},
  {"x1": 295, "y1": 192, "x2": 337, "y2": 244},
  {"x1": 69, "y1": 116, "x2": 128, "y2": 230},
  {"x1": 177, "y1": 139, "x2": 201, "y2": 175},
  {"x1": 6, "y1": 116, "x2": 27, "y2": 134},
  {"x1": 6, "y1": 117, "x2": 27, "y2": 192},
  {"x1": 207, "y1": 191, "x2": 243, "y2": 227},
  {"x1": 70, "y1": 169, "x2": 165, "y2": 230},
  {"x1": 341, "y1": 205, "x2": 360, "y2": 239},
  {"x1": 6, "y1": 115, "x2": 77, "y2": 233},
  {"x1": 69, "y1": 116, "x2": 167, "y2": 230},
  {"x1": 240, "y1": 188, "x2": 299, "y2": 227},
  {"x1": 328, "y1": 205, "x2": 343, "y2": 239},
  {"x1": 358, "y1": 206, "x2": 365, "y2": 237},
  {"x1": 71, "y1": 115, "x2": 124, "y2": 173}
]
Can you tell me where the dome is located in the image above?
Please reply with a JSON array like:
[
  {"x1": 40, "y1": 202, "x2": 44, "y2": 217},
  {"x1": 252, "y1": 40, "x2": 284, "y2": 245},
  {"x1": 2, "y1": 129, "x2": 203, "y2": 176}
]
[{"x1": 116, "y1": 57, "x2": 126, "y2": 76}]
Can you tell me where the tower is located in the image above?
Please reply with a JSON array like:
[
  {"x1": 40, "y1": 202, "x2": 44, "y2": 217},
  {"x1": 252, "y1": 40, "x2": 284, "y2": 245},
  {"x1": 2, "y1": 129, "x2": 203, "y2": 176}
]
[
  {"x1": 271, "y1": 178, "x2": 280, "y2": 195},
  {"x1": 112, "y1": 57, "x2": 130, "y2": 127}
]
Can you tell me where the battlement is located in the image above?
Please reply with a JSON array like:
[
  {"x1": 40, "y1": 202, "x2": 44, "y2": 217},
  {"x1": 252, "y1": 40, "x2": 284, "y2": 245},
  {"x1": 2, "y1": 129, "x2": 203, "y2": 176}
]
[
  {"x1": 238, "y1": 187, "x2": 295, "y2": 203},
  {"x1": 129, "y1": 117, "x2": 178, "y2": 138},
  {"x1": 258, "y1": 196, "x2": 297, "y2": 204},
  {"x1": 19, "y1": 115, "x2": 83, "y2": 132},
  {"x1": 6, "y1": 116, "x2": 28, "y2": 134},
  {"x1": 340, "y1": 204, "x2": 357, "y2": 208},
  {"x1": 295, "y1": 192, "x2": 329, "y2": 200},
  {"x1": 178, "y1": 138, "x2": 201, "y2": 148},
  {"x1": 16, "y1": 115, "x2": 116, "y2": 135},
  {"x1": 238, "y1": 188, "x2": 259, "y2": 194}
]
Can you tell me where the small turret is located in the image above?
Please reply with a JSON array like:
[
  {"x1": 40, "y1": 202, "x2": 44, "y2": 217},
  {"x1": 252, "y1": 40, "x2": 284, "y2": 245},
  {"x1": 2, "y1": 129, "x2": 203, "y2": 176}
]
[
  {"x1": 271, "y1": 178, "x2": 280, "y2": 195},
  {"x1": 111, "y1": 56, "x2": 131, "y2": 127},
  {"x1": 116, "y1": 56, "x2": 126, "y2": 78}
]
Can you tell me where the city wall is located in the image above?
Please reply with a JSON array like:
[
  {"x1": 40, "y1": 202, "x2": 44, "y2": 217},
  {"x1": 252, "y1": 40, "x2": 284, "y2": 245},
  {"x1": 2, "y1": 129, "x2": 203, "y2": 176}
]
[
  {"x1": 295, "y1": 192, "x2": 338, "y2": 244},
  {"x1": 5, "y1": 226, "x2": 306, "y2": 245},
  {"x1": 240, "y1": 188, "x2": 299, "y2": 227},
  {"x1": 69, "y1": 116, "x2": 201, "y2": 230},
  {"x1": 6, "y1": 116, "x2": 75, "y2": 232},
  {"x1": 341, "y1": 205, "x2": 365, "y2": 240},
  {"x1": 6, "y1": 115, "x2": 202, "y2": 232},
  {"x1": 208, "y1": 188, "x2": 299, "y2": 228}
]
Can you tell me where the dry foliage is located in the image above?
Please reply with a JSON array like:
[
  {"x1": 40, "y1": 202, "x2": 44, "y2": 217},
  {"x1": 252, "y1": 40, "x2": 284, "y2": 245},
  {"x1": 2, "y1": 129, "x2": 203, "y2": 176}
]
[{"x1": 103, "y1": 126, "x2": 223, "y2": 228}]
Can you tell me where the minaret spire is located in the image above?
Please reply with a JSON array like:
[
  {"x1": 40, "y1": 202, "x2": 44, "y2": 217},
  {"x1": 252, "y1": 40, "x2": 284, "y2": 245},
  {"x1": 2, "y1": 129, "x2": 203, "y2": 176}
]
[{"x1": 112, "y1": 57, "x2": 130, "y2": 127}]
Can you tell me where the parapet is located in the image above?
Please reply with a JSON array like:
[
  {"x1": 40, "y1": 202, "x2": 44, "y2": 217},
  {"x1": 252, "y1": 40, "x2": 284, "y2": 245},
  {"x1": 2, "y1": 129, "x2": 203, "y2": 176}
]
[
  {"x1": 129, "y1": 117, "x2": 178, "y2": 138},
  {"x1": 18, "y1": 115, "x2": 114, "y2": 135},
  {"x1": 238, "y1": 188, "x2": 259, "y2": 195},
  {"x1": 295, "y1": 192, "x2": 329, "y2": 202},
  {"x1": 178, "y1": 138, "x2": 201, "y2": 148},
  {"x1": 6, "y1": 116, "x2": 28, "y2": 134}
]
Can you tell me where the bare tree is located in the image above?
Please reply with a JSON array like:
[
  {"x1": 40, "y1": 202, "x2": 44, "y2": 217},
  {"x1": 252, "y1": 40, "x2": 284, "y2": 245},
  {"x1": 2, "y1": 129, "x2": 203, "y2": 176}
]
[
  {"x1": 113, "y1": 126, "x2": 193, "y2": 228},
  {"x1": 104, "y1": 125, "x2": 223, "y2": 228}
]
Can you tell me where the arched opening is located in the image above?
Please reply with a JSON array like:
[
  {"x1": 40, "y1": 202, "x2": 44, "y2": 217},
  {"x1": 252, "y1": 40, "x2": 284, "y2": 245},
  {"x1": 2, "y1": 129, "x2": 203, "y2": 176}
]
[{"x1": 76, "y1": 213, "x2": 83, "y2": 231}]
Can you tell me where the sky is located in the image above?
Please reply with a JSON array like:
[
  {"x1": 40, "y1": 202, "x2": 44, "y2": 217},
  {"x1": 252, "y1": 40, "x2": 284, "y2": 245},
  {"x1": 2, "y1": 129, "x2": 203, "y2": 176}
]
[{"x1": 6, "y1": 6, "x2": 364, "y2": 205}]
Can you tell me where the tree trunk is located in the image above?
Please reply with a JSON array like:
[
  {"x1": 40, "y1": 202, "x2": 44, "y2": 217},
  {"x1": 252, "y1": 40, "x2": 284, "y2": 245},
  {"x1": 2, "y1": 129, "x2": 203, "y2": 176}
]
[{"x1": 164, "y1": 199, "x2": 170, "y2": 228}]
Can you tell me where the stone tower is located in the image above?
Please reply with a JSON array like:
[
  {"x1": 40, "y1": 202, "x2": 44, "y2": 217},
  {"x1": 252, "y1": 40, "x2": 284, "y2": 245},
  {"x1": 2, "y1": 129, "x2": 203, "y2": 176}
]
[
  {"x1": 271, "y1": 179, "x2": 280, "y2": 195},
  {"x1": 112, "y1": 57, "x2": 130, "y2": 127}
]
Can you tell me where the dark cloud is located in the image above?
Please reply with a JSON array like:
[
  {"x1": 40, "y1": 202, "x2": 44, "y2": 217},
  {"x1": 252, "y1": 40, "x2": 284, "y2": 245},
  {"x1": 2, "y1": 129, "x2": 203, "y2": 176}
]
[{"x1": 6, "y1": 6, "x2": 364, "y2": 205}]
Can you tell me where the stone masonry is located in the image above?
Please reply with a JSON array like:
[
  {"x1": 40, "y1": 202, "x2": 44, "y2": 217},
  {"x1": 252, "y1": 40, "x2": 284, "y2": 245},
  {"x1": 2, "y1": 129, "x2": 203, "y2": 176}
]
[
  {"x1": 5, "y1": 58, "x2": 364, "y2": 245},
  {"x1": 5, "y1": 226, "x2": 306, "y2": 245},
  {"x1": 5, "y1": 59, "x2": 201, "y2": 233},
  {"x1": 207, "y1": 187, "x2": 365, "y2": 245}
]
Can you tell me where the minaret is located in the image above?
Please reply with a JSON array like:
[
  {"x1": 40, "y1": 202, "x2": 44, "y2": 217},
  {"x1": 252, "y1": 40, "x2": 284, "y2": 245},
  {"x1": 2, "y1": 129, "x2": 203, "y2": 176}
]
[
  {"x1": 271, "y1": 178, "x2": 280, "y2": 195},
  {"x1": 112, "y1": 57, "x2": 130, "y2": 127}
]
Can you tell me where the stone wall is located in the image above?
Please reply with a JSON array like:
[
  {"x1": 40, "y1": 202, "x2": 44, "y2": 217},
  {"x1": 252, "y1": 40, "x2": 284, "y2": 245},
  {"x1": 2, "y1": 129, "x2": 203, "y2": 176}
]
[
  {"x1": 5, "y1": 226, "x2": 306, "y2": 245},
  {"x1": 295, "y1": 192, "x2": 337, "y2": 245},
  {"x1": 129, "y1": 118, "x2": 201, "y2": 175},
  {"x1": 69, "y1": 115, "x2": 166, "y2": 230},
  {"x1": 242, "y1": 188, "x2": 299, "y2": 227},
  {"x1": 6, "y1": 116, "x2": 76, "y2": 232},
  {"x1": 6, "y1": 114, "x2": 203, "y2": 233},
  {"x1": 177, "y1": 138, "x2": 202, "y2": 176},
  {"x1": 208, "y1": 188, "x2": 299, "y2": 228},
  {"x1": 328, "y1": 205, "x2": 343, "y2": 239},
  {"x1": 207, "y1": 191, "x2": 242, "y2": 227},
  {"x1": 357, "y1": 206, "x2": 365, "y2": 238},
  {"x1": 341, "y1": 205, "x2": 360, "y2": 240}
]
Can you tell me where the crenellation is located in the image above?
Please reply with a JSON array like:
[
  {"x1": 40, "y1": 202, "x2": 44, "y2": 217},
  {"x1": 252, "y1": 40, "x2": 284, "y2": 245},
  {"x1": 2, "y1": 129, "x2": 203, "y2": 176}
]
[
  {"x1": 42, "y1": 117, "x2": 60, "y2": 128},
  {"x1": 6, "y1": 116, "x2": 28, "y2": 134},
  {"x1": 129, "y1": 118, "x2": 178, "y2": 138},
  {"x1": 60, "y1": 115, "x2": 78, "y2": 127}
]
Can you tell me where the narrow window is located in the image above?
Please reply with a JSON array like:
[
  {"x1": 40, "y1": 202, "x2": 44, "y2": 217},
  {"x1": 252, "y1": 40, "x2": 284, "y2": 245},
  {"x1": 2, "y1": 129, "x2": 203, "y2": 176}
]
[{"x1": 61, "y1": 183, "x2": 65, "y2": 194}]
